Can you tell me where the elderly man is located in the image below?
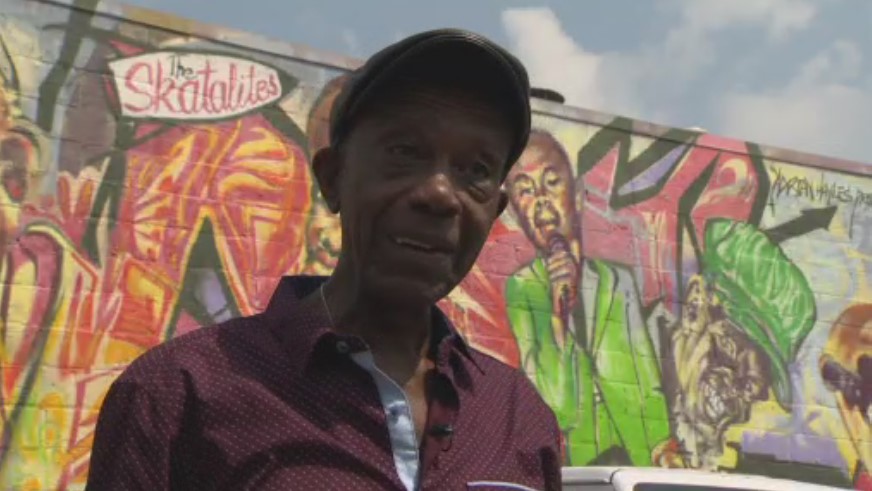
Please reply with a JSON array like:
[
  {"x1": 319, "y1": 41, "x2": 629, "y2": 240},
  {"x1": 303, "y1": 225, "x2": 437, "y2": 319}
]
[{"x1": 85, "y1": 30, "x2": 561, "y2": 491}]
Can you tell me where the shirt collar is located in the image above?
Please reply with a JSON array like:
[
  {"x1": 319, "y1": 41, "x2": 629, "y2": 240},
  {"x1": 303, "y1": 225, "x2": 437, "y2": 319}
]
[{"x1": 265, "y1": 275, "x2": 483, "y2": 374}]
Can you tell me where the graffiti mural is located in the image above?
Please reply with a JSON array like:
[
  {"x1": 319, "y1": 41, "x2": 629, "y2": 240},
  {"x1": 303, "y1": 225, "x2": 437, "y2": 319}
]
[{"x1": 0, "y1": 0, "x2": 869, "y2": 489}]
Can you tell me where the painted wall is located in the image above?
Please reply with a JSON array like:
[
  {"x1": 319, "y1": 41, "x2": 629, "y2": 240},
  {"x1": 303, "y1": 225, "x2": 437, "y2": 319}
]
[{"x1": 0, "y1": 0, "x2": 869, "y2": 489}]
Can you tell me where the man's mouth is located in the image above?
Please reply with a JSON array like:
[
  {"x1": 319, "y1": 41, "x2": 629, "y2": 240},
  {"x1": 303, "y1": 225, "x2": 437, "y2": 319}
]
[{"x1": 391, "y1": 236, "x2": 452, "y2": 255}]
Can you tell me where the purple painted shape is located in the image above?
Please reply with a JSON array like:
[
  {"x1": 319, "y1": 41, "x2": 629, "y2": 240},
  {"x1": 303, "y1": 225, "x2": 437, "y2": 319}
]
[
  {"x1": 191, "y1": 268, "x2": 236, "y2": 323},
  {"x1": 740, "y1": 369, "x2": 847, "y2": 470},
  {"x1": 741, "y1": 432, "x2": 845, "y2": 469},
  {"x1": 616, "y1": 145, "x2": 687, "y2": 197},
  {"x1": 680, "y1": 255, "x2": 700, "y2": 299}
]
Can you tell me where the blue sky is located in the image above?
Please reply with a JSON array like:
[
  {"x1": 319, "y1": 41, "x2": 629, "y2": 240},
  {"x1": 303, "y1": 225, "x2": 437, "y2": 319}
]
[{"x1": 125, "y1": 0, "x2": 872, "y2": 164}]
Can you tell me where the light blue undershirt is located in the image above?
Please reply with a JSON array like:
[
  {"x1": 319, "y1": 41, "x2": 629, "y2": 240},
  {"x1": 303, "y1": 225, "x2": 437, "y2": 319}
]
[{"x1": 351, "y1": 350, "x2": 420, "y2": 491}]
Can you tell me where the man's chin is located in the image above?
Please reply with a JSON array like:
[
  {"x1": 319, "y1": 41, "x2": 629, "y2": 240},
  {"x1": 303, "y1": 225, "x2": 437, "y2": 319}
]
[{"x1": 363, "y1": 273, "x2": 455, "y2": 307}]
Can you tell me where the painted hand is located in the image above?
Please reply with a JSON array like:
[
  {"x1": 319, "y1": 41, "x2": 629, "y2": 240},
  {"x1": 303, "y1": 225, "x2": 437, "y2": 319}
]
[
  {"x1": 545, "y1": 244, "x2": 579, "y2": 322},
  {"x1": 652, "y1": 438, "x2": 688, "y2": 468}
]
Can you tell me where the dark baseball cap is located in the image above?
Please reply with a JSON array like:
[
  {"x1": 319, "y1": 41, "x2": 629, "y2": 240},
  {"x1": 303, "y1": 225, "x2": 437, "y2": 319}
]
[{"x1": 329, "y1": 29, "x2": 532, "y2": 170}]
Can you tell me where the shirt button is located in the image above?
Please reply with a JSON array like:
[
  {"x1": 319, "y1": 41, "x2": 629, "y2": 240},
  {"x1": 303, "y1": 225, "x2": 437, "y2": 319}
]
[{"x1": 336, "y1": 340, "x2": 350, "y2": 354}]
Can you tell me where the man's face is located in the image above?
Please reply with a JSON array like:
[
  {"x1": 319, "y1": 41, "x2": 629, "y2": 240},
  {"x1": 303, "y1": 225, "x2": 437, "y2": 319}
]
[
  {"x1": 506, "y1": 139, "x2": 576, "y2": 251},
  {"x1": 316, "y1": 84, "x2": 511, "y2": 304},
  {"x1": 672, "y1": 277, "x2": 770, "y2": 467}
]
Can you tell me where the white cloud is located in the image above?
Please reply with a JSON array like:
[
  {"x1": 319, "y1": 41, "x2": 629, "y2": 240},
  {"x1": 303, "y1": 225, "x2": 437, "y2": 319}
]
[
  {"x1": 500, "y1": 2, "x2": 872, "y2": 163},
  {"x1": 501, "y1": 1, "x2": 819, "y2": 119},
  {"x1": 657, "y1": 0, "x2": 816, "y2": 84},
  {"x1": 676, "y1": 0, "x2": 816, "y2": 41},
  {"x1": 501, "y1": 8, "x2": 605, "y2": 109},
  {"x1": 499, "y1": 8, "x2": 645, "y2": 120},
  {"x1": 795, "y1": 40, "x2": 863, "y2": 86},
  {"x1": 340, "y1": 28, "x2": 360, "y2": 57},
  {"x1": 715, "y1": 41, "x2": 872, "y2": 162}
]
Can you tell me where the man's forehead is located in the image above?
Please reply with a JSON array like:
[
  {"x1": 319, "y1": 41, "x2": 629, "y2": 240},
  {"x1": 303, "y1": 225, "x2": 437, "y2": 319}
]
[{"x1": 362, "y1": 81, "x2": 507, "y2": 119}]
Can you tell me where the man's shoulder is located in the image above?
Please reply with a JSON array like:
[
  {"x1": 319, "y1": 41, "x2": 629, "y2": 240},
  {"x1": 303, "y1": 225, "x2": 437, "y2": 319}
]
[{"x1": 118, "y1": 314, "x2": 274, "y2": 384}]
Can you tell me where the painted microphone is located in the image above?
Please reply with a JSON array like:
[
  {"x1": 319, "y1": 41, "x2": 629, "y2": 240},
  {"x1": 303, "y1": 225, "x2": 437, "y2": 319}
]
[{"x1": 548, "y1": 235, "x2": 572, "y2": 321}]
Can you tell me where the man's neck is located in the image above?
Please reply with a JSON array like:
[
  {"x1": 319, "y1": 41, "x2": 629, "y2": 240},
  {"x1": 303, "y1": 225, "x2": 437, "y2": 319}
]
[{"x1": 320, "y1": 268, "x2": 433, "y2": 382}]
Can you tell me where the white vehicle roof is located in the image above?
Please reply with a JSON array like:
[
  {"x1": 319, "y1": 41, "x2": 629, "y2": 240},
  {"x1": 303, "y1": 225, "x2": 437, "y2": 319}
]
[{"x1": 562, "y1": 466, "x2": 847, "y2": 491}]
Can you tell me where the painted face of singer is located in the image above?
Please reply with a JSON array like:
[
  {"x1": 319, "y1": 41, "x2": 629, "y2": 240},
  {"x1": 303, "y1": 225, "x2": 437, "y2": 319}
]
[
  {"x1": 506, "y1": 131, "x2": 577, "y2": 252},
  {"x1": 506, "y1": 131, "x2": 581, "y2": 322}
]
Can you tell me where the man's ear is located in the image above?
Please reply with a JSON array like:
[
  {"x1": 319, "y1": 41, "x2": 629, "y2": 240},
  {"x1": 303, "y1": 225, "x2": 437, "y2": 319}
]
[{"x1": 312, "y1": 146, "x2": 342, "y2": 214}]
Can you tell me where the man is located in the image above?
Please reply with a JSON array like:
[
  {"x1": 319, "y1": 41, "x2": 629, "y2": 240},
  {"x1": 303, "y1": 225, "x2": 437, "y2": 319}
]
[
  {"x1": 85, "y1": 29, "x2": 562, "y2": 491},
  {"x1": 505, "y1": 130, "x2": 670, "y2": 466}
]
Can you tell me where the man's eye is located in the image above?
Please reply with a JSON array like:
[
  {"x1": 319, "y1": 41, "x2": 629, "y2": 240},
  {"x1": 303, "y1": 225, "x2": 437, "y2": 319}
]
[
  {"x1": 455, "y1": 161, "x2": 493, "y2": 181},
  {"x1": 387, "y1": 143, "x2": 421, "y2": 157},
  {"x1": 470, "y1": 162, "x2": 492, "y2": 180}
]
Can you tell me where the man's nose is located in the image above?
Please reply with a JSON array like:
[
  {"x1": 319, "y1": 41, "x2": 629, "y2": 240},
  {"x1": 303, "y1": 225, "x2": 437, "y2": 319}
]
[{"x1": 410, "y1": 171, "x2": 462, "y2": 217}]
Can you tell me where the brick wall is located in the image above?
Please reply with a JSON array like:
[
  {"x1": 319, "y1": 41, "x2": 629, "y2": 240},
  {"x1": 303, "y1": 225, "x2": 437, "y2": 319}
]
[{"x1": 0, "y1": 0, "x2": 869, "y2": 489}]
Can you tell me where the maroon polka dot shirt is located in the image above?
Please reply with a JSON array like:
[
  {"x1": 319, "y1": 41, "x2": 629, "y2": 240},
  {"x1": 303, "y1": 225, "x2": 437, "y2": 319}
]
[{"x1": 85, "y1": 276, "x2": 562, "y2": 490}]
